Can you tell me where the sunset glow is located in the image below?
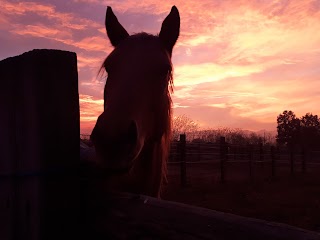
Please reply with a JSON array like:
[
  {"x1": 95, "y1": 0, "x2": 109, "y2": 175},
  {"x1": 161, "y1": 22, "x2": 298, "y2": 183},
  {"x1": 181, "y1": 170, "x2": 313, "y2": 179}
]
[{"x1": 1, "y1": 0, "x2": 319, "y2": 134}]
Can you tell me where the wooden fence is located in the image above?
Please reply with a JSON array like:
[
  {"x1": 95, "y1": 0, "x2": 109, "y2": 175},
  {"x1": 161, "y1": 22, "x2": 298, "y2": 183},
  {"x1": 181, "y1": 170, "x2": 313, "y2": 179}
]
[{"x1": 169, "y1": 134, "x2": 319, "y2": 187}]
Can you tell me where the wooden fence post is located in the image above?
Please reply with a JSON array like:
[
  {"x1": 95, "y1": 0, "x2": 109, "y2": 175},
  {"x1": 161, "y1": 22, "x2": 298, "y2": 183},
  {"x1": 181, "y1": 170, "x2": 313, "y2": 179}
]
[
  {"x1": 0, "y1": 50, "x2": 81, "y2": 240},
  {"x1": 240, "y1": 146, "x2": 244, "y2": 161},
  {"x1": 197, "y1": 142, "x2": 201, "y2": 162},
  {"x1": 176, "y1": 140, "x2": 180, "y2": 163},
  {"x1": 180, "y1": 134, "x2": 187, "y2": 187},
  {"x1": 302, "y1": 147, "x2": 306, "y2": 173},
  {"x1": 248, "y1": 144, "x2": 253, "y2": 181},
  {"x1": 219, "y1": 137, "x2": 227, "y2": 183},
  {"x1": 290, "y1": 148, "x2": 294, "y2": 175},
  {"x1": 271, "y1": 146, "x2": 275, "y2": 177},
  {"x1": 259, "y1": 142, "x2": 264, "y2": 170}
]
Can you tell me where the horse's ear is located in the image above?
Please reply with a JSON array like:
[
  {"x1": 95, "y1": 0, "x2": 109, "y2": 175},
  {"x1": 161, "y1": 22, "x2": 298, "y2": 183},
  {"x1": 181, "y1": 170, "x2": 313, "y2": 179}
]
[
  {"x1": 105, "y1": 6, "x2": 129, "y2": 47},
  {"x1": 159, "y1": 6, "x2": 180, "y2": 55}
]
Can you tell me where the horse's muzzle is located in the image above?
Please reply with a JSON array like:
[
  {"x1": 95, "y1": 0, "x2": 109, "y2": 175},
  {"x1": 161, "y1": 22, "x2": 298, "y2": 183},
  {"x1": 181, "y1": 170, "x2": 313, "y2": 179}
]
[{"x1": 90, "y1": 115, "x2": 140, "y2": 173}]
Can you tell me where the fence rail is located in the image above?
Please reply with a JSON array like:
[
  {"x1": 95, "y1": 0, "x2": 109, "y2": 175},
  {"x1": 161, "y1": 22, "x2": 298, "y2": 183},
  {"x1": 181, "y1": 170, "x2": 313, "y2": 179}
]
[{"x1": 168, "y1": 134, "x2": 319, "y2": 187}]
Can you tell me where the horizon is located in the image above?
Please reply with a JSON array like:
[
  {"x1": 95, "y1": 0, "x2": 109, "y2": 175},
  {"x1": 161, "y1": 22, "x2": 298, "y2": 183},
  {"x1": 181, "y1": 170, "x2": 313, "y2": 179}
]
[{"x1": 1, "y1": 1, "x2": 319, "y2": 134}]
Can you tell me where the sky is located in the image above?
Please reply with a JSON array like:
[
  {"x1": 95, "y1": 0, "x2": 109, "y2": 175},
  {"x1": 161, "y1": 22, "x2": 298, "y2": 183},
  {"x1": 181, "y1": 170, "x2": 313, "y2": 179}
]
[{"x1": 1, "y1": 0, "x2": 319, "y2": 134}]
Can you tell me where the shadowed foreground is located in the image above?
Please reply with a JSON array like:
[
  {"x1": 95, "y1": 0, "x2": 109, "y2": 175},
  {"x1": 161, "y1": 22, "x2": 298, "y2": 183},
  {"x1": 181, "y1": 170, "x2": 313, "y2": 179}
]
[
  {"x1": 164, "y1": 162, "x2": 320, "y2": 232},
  {"x1": 81, "y1": 141, "x2": 320, "y2": 239},
  {"x1": 84, "y1": 188, "x2": 320, "y2": 240}
]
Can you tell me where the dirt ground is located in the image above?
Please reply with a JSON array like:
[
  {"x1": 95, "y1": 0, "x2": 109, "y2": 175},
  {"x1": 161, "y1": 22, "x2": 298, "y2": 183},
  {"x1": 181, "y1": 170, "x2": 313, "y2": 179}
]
[{"x1": 162, "y1": 163, "x2": 320, "y2": 232}]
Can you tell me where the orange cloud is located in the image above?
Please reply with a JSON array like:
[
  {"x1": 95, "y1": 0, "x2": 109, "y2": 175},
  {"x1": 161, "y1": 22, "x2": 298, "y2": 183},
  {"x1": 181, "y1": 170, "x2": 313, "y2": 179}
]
[
  {"x1": 77, "y1": 54, "x2": 104, "y2": 69},
  {"x1": 79, "y1": 94, "x2": 103, "y2": 134},
  {"x1": 2, "y1": 0, "x2": 319, "y2": 133},
  {"x1": 2, "y1": 1, "x2": 55, "y2": 15},
  {"x1": 2, "y1": 0, "x2": 106, "y2": 52},
  {"x1": 11, "y1": 24, "x2": 72, "y2": 39},
  {"x1": 174, "y1": 62, "x2": 266, "y2": 87},
  {"x1": 82, "y1": 0, "x2": 320, "y2": 131},
  {"x1": 11, "y1": 25, "x2": 109, "y2": 53},
  {"x1": 73, "y1": 36, "x2": 110, "y2": 52},
  {"x1": 1, "y1": 1, "x2": 100, "y2": 29}
]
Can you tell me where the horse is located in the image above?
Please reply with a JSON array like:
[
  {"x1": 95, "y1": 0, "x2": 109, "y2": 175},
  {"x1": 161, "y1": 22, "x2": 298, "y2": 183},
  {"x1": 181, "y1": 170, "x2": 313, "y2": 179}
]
[{"x1": 90, "y1": 6, "x2": 180, "y2": 198}]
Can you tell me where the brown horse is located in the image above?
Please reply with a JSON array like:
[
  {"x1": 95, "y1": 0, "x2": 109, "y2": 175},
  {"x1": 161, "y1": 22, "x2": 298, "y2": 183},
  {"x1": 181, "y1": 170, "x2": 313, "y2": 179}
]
[{"x1": 90, "y1": 6, "x2": 180, "y2": 197}]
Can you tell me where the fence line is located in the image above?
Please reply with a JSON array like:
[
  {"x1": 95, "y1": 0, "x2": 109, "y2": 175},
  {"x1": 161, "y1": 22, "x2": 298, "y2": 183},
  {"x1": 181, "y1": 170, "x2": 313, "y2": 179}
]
[
  {"x1": 168, "y1": 134, "x2": 320, "y2": 187},
  {"x1": 80, "y1": 133, "x2": 319, "y2": 186}
]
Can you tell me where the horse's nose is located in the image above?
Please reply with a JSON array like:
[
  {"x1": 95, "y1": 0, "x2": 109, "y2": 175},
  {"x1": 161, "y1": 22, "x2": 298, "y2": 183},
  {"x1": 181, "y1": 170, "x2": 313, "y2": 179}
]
[
  {"x1": 91, "y1": 116, "x2": 138, "y2": 148},
  {"x1": 90, "y1": 115, "x2": 140, "y2": 170}
]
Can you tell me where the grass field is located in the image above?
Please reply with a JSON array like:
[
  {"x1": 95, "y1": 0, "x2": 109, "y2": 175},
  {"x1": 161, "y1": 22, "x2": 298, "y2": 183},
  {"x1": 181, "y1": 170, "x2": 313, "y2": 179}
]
[{"x1": 162, "y1": 163, "x2": 320, "y2": 232}]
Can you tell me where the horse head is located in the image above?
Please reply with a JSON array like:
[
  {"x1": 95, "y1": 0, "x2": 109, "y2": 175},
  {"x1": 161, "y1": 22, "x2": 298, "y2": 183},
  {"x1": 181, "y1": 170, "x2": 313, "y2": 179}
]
[{"x1": 91, "y1": 6, "x2": 180, "y2": 196}]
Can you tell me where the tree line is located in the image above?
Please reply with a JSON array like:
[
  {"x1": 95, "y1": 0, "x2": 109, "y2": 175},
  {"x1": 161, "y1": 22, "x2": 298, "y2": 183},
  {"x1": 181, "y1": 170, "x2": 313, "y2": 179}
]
[
  {"x1": 173, "y1": 111, "x2": 320, "y2": 149},
  {"x1": 276, "y1": 111, "x2": 320, "y2": 149},
  {"x1": 81, "y1": 112, "x2": 319, "y2": 149},
  {"x1": 172, "y1": 114, "x2": 275, "y2": 145}
]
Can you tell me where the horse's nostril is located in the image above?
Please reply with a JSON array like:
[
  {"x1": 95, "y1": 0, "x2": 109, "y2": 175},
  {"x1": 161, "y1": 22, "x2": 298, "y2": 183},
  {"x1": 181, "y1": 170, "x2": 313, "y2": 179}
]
[{"x1": 127, "y1": 121, "x2": 138, "y2": 145}]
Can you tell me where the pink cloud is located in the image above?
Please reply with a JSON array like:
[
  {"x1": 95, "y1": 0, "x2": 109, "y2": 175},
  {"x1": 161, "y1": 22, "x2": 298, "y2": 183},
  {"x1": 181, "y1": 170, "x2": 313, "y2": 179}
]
[
  {"x1": 11, "y1": 24, "x2": 72, "y2": 39},
  {"x1": 73, "y1": 36, "x2": 110, "y2": 52},
  {"x1": 79, "y1": 94, "x2": 103, "y2": 134},
  {"x1": 1, "y1": 0, "x2": 319, "y2": 133},
  {"x1": 11, "y1": 26, "x2": 109, "y2": 54},
  {"x1": 1, "y1": 1, "x2": 100, "y2": 29},
  {"x1": 77, "y1": 54, "x2": 105, "y2": 69}
]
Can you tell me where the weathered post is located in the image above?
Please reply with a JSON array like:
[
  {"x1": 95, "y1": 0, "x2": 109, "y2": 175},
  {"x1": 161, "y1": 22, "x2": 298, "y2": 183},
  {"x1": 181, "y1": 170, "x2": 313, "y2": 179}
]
[
  {"x1": 259, "y1": 142, "x2": 264, "y2": 168},
  {"x1": 271, "y1": 146, "x2": 276, "y2": 177},
  {"x1": 180, "y1": 134, "x2": 187, "y2": 187},
  {"x1": 197, "y1": 142, "x2": 201, "y2": 162},
  {"x1": 302, "y1": 147, "x2": 306, "y2": 173},
  {"x1": 219, "y1": 137, "x2": 227, "y2": 183},
  {"x1": 175, "y1": 140, "x2": 180, "y2": 162},
  {"x1": 290, "y1": 147, "x2": 294, "y2": 175},
  {"x1": 0, "y1": 49, "x2": 81, "y2": 240},
  {"x1": 240, "y1": 146, "x2": 244, "y2": 161},
  {"x1": 248, "y1": 144, "x2": 253, "y2": 181}
]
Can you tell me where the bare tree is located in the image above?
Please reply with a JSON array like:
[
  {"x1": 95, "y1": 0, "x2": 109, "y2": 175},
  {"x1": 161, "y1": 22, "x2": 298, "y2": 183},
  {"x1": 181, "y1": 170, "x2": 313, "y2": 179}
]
[
  {"x1": 172, "y1": 114, "x2": 199, "y2": 141},
  {"x1": 195, "y1": 128, "x2": 276, "y2": 145}
]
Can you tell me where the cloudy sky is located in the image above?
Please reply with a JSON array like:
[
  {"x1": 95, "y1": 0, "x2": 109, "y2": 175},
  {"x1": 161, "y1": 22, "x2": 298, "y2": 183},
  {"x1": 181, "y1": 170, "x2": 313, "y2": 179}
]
[{"x1": 1, "y1": 0, "x2": 319, "y2": 134}]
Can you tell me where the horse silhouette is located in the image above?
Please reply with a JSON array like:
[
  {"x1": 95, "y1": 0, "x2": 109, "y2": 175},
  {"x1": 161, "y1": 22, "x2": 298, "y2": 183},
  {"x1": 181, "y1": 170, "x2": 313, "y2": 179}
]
[{"x1": 90, "y1": 6, "x2": 180, "y2": 197}]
